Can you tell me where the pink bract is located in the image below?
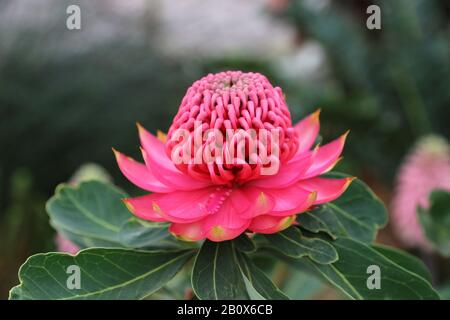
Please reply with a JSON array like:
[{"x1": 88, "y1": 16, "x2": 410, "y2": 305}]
[{"x1": 114, "y1": 71, "x2": 352, "y2": 242}]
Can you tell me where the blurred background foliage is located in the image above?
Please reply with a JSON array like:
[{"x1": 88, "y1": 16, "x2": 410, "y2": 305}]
[
  {"x1": 278, "y1": 0, "x2": 450, "y2": 181},
  {"x1": 0, "y1": 0, "x2": 449, "y2": 299}
]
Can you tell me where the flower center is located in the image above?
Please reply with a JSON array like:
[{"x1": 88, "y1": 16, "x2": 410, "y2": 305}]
[{"x1": 166, "y1": 71, "x2": 298, "y2": 185}]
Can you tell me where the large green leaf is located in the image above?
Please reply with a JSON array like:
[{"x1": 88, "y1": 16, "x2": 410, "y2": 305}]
[
  {"x1": 372, "y1": 245, "x2": 432, "y2": 283},
  {"x1": 264, "y1": 227, "x2": 338, "y2": 264},
  {"x1": 191, "y1": 239, "x2": 287, "y2": 300},
  {"x1": 418, "y1": 190, "x2": 450, "y2": 256},
  {"x1": 237, "y1": 252, "x2": 288, "y2": 300},
  {"x1": 233, "y1": 234, "x2": 256, "y2": 253},
  {"x1": 296, "y1": 238, "x2": 439, "y2": 300},
  {"x1": 9, "y1": 248, "x2": 194, "y2": 300},
  {"x1": 191, "y1": 240, "x2": 248, "y2": 300},
  {"x1": 297, "y1": 173, "x2": 387, "y2": 243},
  {"x1": 47, "y1": 181, "x2": 183, "y2": 249}
]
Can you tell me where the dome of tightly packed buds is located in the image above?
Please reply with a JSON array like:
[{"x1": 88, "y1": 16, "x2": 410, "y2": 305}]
[
  {"x1": 114, "y1": 71, "x2": 352, "y2": 241},
  {"x1": 166, "y1": 71, "x2": 298, "y2": 185}
]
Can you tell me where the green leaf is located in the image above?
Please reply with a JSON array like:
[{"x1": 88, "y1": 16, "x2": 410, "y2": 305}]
[
  {"x1": 191, "y1": 239, "x2": 287, "y2": 300},
  {"x1": 233, "y1": 234, "x2": 256, "y2": 253},
  {"x1": 242, "y1": 276, "x2": 266, "y2": 300},
  {"x1": 297, "y1": 173, "x2": 388, "y2": 244},
  {"x1": 418, "y1": 190, "x2": 450, "y2": 256},
  {"x1": 438, "y1": 282, "x2": 450, "y2": 300},
  {"x1": 298, "y1": 238, "x2": 439, "y2": 300},
  {"x1": 237, "y1": 252, "x2": 288, "y2": 300},
  {"x1": 47, "y1": 181, "x2": 182, "y2": 249},
  {"x1": 264, "y1": 227, "x2": 338, "y2": 264},
  {"x1": 9, "y1": 248, "x2": 194, "y2": 300},
  {"x1": 372, "y1": 245, "x2": 432, "y2": 283},
  {"x1": 118, "y1": 218, "x2": 194, "y2": 250},
  {"x1": 282, "y1": 269, "x2": 326, "y2": 300},
  {"x1": 191, "y1": 240, "x2": 248, "y2": 300},
  {"x1": 55, "y1": 225, "x2": 119, "y2": 248}
]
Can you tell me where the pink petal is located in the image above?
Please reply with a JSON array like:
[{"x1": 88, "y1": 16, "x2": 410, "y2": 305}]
[
  {"x1": 248, "y1": 150, "x2": 316, "y2": 189},
  {"x1": 122, "y1": 196, "x2": 168, "y2": 222},
  {"x1": 123, "y1": 187, "x2": 218, "y2": 224},
  {"x1": 228, "y1": 188, "x2": 258, "y2": 216},
  {"x1": 113, "y1": 149, "x2": 174, "y2": 193},
  {"x1": 202, "y1": 199, "x2": 252, "y2": 242},
  {"x1": 230, "y1": 186, "x2": 275, "y2": 219},
  {"x1": 294, "y1": 109, "x2": 321, "y2": 154},
  {"x1": 169, "y1": 190, "x2": 254, "y2": 242},
  {"x1": 138, "y1": 124, "x2": 212, "y2": 191},
  {"x1": 298, "y1": 176, "x2": 355, "y2": 205},
  {"x1": 258, "y1": 185, "x2": 316, "y2": 216},
  {"x1": 302, "y1": 131, "x2": 348, "y2": 179},
  {"x1": 137, "y1": 123, "x2": 169, "y2": 164},
  {"x1": 169, "y1": 221, "x2": 205, "y2": 241},
  {"x1": 248, "y1": 215, "x2": 296, "y2": 234}
]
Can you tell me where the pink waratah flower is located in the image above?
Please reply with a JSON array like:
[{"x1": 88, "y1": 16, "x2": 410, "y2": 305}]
[
  {"x1": 391, "y1": 135, "x2": 450, "y2": 250},
  {"x1": 114, "y1": 71, "x2": 352, "y2": 242}
]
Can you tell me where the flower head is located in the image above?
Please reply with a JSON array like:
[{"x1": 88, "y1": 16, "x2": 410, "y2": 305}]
[
  {"x1": 166, "y1": 71, "x2": 298, "y2": 184},
  {"x1": 391, "y1": 135, "x2": 450, "y2": 250},
  {"x1": 114, "y1": 71, "x2": 352, "y2": 242}
]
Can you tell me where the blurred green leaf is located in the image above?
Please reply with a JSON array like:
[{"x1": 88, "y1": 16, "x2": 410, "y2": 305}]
[
  {"x1": 418, "y1": 190, "x2": 450, "y2": 256},
  {"x1": 438, "y1": 282, "x2": 450, "y2": 300},
  {"x1": 282, "y1": 269, "x2": 326, "y2": 300}
]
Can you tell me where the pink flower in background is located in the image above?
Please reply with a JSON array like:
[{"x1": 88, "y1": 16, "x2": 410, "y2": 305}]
[
  {"x1": 55, "y1": 234, "x2": 79, "y2": 254},
  {"x1": 391, "y1": 135, "x2": 450, "y2": 250},
  {"x1": 114, "y1": 71, "x2": 352, "y2": 242}
]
